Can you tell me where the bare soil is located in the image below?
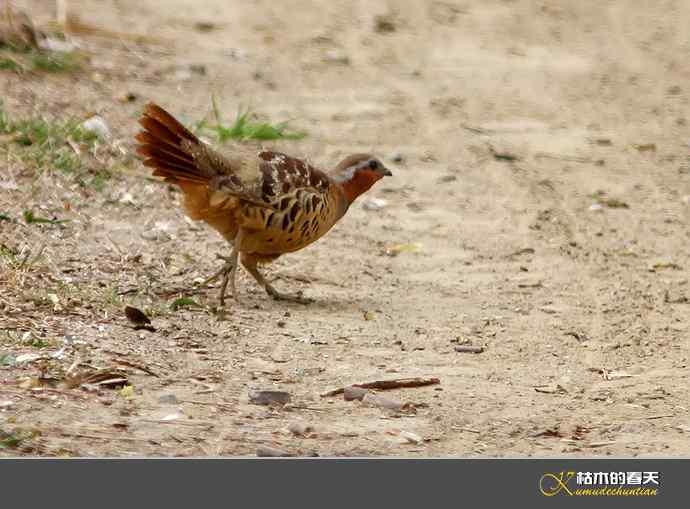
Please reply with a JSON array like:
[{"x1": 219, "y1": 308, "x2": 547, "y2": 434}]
[{"x1": 1, "y1": 0, "x2": 689, "y2": 457}]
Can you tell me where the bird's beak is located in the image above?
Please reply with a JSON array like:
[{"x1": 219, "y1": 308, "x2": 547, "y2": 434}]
[{"x1": 383, "y1": 167, "x2": 393, "y2": 177}]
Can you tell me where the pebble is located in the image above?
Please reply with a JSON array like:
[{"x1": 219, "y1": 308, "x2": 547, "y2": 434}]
[
  {"x1": 288, "y1": 422, "x2": 314, "y2": 436},
  {"x1": 343, "y1": 386, "x2": 368, "y2": 401},
  {"x1": 81, "y1": 115, "x2": 111, "y2": 140},
  {"x1": 158, "y1": 394, "x2": 179, "y2": 405},
  {"x1": 323, "y1": 50, "x2": 350, "y2": 65},
  {"x1": 400, "y1": 431, "x2": 423, "y2": 444},
  {"x1": 362, "y1": 197, "x2": 388, "y2": 211},
  {"x1": 248, "y1": 390, "x2": 291, "y2": 406},
  {"x1": 362, "y1": 392, "x2": 404, "y2": 411},
  {"x1": 256, "y1": 446, "x2": 292, "y2": 457}
]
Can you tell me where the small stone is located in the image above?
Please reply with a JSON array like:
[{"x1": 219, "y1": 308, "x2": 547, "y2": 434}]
[
  {"x1": 362, "y1": 197, "x2": 388, "y2": 211},
  {"x1": 343, "y1": 386, "x2": 368, "y2": 401},
  {"x1": 374, "y1": 15, "x2": 397, "y2": 33},
  {"x1": 81, "y1": 115, "x2": 111, "y2": 140},
  {"x1": 362, "y1": 392, "x2": 405, "y2": 411},
  {"x1": 194, "y1": 21, "x2": 216, "y2": 32},
  {"x1": 288, "y1": 422, "x2": 314, "y2": 436},
  {"x1": 588, "y1": 203, "x2": 604, "y2": 212},
  {"x1": 389, "y1": 152, "x2": 404, "y2": 163},
  {"x1": 323, "y1": 50, "x2": 350, "y2": 65},
  {"x1": 189, "y1": 64, "x2": 206, "y2": 75},
  {"x1": 248, "y1": 390, "x2": 291, "y2": 406},
  {"x1": 158, "y1": 394, "x2": 179, "y2": 405},
  {"x1": 117, "y1": 92, "x2": 138, "y2": 103},
  {"x1": 256, "y1": 446, "x2": 292, "y2": 457},
  {"x1": 400, "y1": 431, "x2": 423, "y2": 444}
]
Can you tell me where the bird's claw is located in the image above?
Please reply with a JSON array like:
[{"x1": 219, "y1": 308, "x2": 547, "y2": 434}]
[
  {"x1": 266, "y1": 286, "x2": 313, "y2": 305},
  {"x1": 202, "y1": 252, "x2": 238, "y2": 306}
]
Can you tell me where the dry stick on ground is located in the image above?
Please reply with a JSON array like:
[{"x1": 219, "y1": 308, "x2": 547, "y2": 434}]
[
  {"x1": 112, "y1": 358, "x2": 159, "y2": 378},
  {"x1": 320, "y1": 377, "x2": 440, "y2": 397},
  {"x1": 180, "y1": 399, "x2": 235, "y2": 411}
]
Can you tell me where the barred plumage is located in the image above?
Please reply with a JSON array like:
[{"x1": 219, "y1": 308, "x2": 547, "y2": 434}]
[{"x1": 136, "y1": 102, "x2": 392, "y2": 304}]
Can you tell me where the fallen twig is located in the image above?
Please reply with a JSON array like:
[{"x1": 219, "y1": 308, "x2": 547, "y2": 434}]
[
  {"x1": 534, "y1": 152, "x2": 593, "y2": 164},
  {"x1": 113, "y1": 358, "x2": 159, "y2": 377},
  {"x1": 321, "y1": 377, "x2": 440, "y2": 397},
  {"x1": 454, "y1": 345, "x2": 484, "y2": 354},
  {"x1": 179, "y1": 399, "x2": 235, "y2": 411}
]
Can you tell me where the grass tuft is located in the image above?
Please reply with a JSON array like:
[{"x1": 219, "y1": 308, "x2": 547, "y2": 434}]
[
  {"x1": 29, "y1": 51, "x2": 81, "y2": 72},
  {"x1": 23, "y1": 210, "x2": 69, "y2": 225},
  {"x1": 0, "y1": 103, "x2": 98, "y2": 174},
  {"x1": 195, "y1": 96, "x2": 306, "y2": 142},
  {"x1": 0, "y1": 49, "x2": 82, "y2": 74},
  {"x1": 170, "y1": 297, "x2": 201, "y2": 311}
]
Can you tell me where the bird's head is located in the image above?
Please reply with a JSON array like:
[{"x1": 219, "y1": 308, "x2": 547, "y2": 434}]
[{"x1": 333, "y1": 153, "x2": 392, "y2": 205}]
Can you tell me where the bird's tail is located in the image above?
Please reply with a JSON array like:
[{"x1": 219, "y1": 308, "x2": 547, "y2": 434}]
[{"x1": 135, "y1": 103, "x2": 210, "y2": 185}]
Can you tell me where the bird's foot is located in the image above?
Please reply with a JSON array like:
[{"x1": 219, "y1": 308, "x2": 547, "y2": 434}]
[
  {"x1": 202, "y1": 253, "x2": 238, "y2": 306},
  {"x1": 265, "y1": 285, "x2": 313, "y2": 305}
]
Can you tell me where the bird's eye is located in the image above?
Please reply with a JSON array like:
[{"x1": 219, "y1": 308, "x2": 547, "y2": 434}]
[{"x1": 368, "y1": 160, "x2": 379, "y2": 170}]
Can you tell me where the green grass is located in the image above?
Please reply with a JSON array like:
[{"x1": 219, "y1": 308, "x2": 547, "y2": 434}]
[
  {"x1": 0, "y1": 49, "x2": 81, "y2": 74},
  {"x1": 0, "y1": 103, "x2": 99, "y2": 174},
  {"x1": 195, "y1": 97, "x2": 306, "y2": 142},
  {"x1": 0, "y1": 431, "x2": 22, "y2": 449},
  {"x1": 170, "y1": 297, "x2": 201, "y2": 311},
  {"x1": 29, "y1": 51, "x2": 81, "y2": 73},
  {"x1": 78, "y1": 169, "x2": 112, "y2": 192},
  {"x1": 23, "y1": 210, "x2": 69, "y2": 225},
  {"x1": 0, "y1": 428, "x2": 40, "y2": 450},
  {"x1": 0, "y1": 244, "x2": 18, "y2": 263},
  {"x1": 0, "y1": 56, "x2": 22, "y2": 71}
]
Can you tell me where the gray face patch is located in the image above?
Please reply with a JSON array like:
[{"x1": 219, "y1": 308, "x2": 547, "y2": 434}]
[{"x1": 332, "y1": 165, "x2": 357, "y2": 183}]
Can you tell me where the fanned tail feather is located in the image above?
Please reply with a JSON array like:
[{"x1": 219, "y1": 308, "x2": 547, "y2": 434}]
[{"x1": 136, "y1": 103, "x2": 208, "y2": 184}]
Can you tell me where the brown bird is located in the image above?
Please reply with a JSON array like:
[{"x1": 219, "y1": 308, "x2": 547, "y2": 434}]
[{"x1": 135, "y1": 103, "x2": 392, "y2": 305}]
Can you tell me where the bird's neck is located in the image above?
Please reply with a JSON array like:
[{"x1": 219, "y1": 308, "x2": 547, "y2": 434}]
[{"x1": 334, "y1": 170, "x2": 379, "y2": 206}]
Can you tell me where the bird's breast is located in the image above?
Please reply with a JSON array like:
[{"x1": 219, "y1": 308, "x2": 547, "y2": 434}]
[{"x1": 237, "y1": 187, "x2": 343, "y2": 254}]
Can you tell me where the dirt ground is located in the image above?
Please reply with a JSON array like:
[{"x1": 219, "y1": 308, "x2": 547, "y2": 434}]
[{"x1": 1, "y1": 0, "x2": 688, "y2": 457}]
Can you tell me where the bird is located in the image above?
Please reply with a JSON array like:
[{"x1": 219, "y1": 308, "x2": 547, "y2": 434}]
[{"x1": 135, "y1": 102, "x2": 392, "y2": 305}]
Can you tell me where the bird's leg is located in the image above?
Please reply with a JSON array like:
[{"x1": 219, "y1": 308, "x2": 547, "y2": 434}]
[
  {"x1": 202, "y1": 249, "x2": 238, "y2": 306},
  {"x1": 240, "y1": 253, "x2": 313, "y2": 304}
]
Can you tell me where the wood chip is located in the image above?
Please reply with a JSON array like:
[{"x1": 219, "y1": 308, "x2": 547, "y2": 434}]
[
  {"x1": 454, "y1": 345, "x2": 484, "y2": 354},
  {"x1": 534, "y1": 384, "x2": 568, "y2": 394}
]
